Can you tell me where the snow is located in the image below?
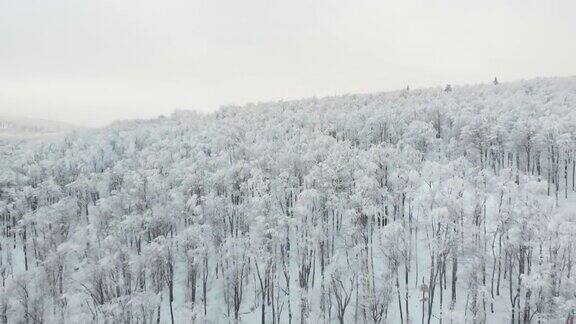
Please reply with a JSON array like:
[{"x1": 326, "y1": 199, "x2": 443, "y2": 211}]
[
  {"x1": 1, "y1": 77, "x2": 576, "y2": 323},
  {"x1": 0, "y1": 116, "x2": 83, "y2": 141}
]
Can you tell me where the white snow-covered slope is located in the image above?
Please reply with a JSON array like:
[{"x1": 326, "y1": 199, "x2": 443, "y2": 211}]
[
  {"x1": 1, "y1": 77, "x2": 576, "y2": 324},
  {"x1": 0, "y1": 116, "x2": 82, "y2": 140}
]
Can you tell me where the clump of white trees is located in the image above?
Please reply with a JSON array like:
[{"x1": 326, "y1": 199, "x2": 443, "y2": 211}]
[{"x1": 1, "y1": 77, "x2": 576, "y2": 323}]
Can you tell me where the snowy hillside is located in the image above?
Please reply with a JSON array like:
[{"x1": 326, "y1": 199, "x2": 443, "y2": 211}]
[
  {"x1": 1, "y1": 77, "x2": 576, "y2": 324},
  {"x1": 0, "y1": 116, "x2": 82, "y2": 140}
]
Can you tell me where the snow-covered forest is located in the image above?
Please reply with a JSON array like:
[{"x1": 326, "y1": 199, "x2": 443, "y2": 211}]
[{"x1": 1, "y1": 77, "x2": 576, "y2": 323}]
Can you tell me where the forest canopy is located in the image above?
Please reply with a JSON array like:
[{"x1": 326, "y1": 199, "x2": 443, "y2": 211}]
[{"x1": 1, "y1": 77, "x2": 576, "y2": 323}]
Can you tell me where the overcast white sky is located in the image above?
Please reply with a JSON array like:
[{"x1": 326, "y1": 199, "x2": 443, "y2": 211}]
[{"x1": 1, "y1": 0, "x2": 575, "y2": 126}]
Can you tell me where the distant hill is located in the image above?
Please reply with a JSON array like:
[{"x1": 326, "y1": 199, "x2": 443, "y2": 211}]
[{"x1": 0, "y1": 116, "x2": 83, "y2": 140}]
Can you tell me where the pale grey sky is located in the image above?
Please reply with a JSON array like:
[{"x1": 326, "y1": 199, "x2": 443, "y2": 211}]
[{"x1": 1, "y1": 0, "x2": 575, "y2": 126}]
